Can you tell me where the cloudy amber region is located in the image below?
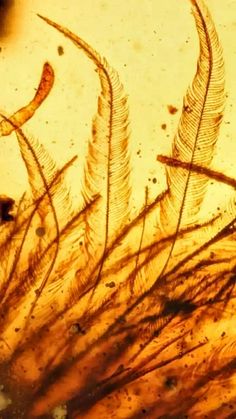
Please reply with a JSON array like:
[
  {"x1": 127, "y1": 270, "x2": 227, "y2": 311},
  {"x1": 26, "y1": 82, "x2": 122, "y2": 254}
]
[{"x1": 0, "y1": 0, "x2": 236, "y2": 418}]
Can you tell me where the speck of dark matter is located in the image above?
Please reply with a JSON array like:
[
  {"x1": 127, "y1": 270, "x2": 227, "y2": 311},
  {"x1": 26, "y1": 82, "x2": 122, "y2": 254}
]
[
  {"x1": 184, "y1": 105, "x2": 192, "y2": 113},
  {"x1": 70, "y1": 323, "x2": 86, "y2": 335},
  {"x1": 161, "y1": 123, "x2": 167, "y2": 130},
  {"x1": 36, "y1": 226, "x2": 46, "y2": 237},
  {"x1": 0, "y1": 195, "x2": 15, "y2": 222},
  {"x1": 164, "y1": 375, "x2": 178, "y2": 389},
  {"x1": 105, "y1": 281, "x2": 116, "y2": 288},
  {"x1": 57, "y1": 45, "x2": 64, "y2": 56},
  {"x1": 152, "y1": 178, "x2": 157, "y2": 184},
  {"x1": 167, "y1": 104, "x2": 178, "y2": 115}
]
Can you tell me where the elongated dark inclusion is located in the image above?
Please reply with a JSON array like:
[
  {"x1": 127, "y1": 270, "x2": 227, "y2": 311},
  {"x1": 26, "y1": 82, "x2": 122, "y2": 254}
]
[{"x1": 0, "y1": 1, "x2": 235, "y2": 418}]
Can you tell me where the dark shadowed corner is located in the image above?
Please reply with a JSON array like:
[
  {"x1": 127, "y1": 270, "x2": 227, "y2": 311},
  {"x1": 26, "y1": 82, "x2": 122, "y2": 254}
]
[{"x1": 0, "y1": 0, "x2": 16, "y2": 38}]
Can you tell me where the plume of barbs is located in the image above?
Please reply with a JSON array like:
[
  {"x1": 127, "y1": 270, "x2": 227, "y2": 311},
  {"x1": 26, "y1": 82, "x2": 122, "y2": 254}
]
[
  {"x1": 106, "y1": 0, "x2": 236, "y2": 298},
  {"x1": 37, "y1": 14, "x2": 131, "y2": 304},
  {"x1": 154, "y1": 0, "x2": 235, "y2": 294},
  {"x1": 0, "y1": 0, "x2": 235, "y2": 417},
  {"x1": 0, "y1": 62, "x2": 94, "y2": 347}
]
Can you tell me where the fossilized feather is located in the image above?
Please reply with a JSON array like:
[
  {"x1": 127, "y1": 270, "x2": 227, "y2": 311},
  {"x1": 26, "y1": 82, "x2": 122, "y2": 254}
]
[
  {"x1": 38, "y1": 15, "x2": 131, "y2": 290},
  {"x1": 160, "y1": 0, "x2": 225, "y2": 232}
]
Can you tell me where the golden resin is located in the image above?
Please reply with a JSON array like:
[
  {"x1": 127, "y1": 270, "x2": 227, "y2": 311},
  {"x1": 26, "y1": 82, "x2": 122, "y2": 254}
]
[{"x1": 0, "y1": 0, "x2": 235, "y2": 417}]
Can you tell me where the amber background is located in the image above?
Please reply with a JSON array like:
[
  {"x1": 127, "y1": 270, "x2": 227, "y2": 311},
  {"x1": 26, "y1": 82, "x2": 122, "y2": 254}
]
[{"x1": 0, "y1": 0, "x2": 235, "y2": 217}]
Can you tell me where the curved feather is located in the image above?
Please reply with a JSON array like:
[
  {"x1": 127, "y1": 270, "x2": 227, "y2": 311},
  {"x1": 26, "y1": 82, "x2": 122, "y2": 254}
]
[
  {"x1": 0, "y1": 117, "x2": 77, "y2": 322},
  {"x1": 15, "y1": 129, "x2": 73, "y2": 227},
  {"x1": 160, "y1": 0, "x2": 225, "y2": 230},
  {"x1": 37, "y1": 15, "x2": 131, "y2": 273}
]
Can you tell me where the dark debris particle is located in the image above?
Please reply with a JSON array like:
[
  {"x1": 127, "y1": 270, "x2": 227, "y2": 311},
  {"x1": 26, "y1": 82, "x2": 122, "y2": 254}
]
[
  {"x1": 162, "y1": 297, "x2": 197, "y2": 316},
  {"x1": 0, "y1": 195, "x2": 15, "y2": 222},
  {"x1": 161, "y1": 123, "x2": 167, "y2": 130},
  {"x1": 152, "y1": 177, "x2": 157, "y2": 184},
  {"x1": 70, "y1": 323, "x2": 86, "y2": 335},
  {"x1": 105, "y1": 281, "x2": 116, "y2": 288},
  {"x1": 14, "y1": 327, "x2": 20, "y2": 332},
  {"x1": 57, "y1": 45, "x2": 64, "y2": 56},
  {"x1": 117, "y1": 315, "x2": 126, "y2": 324},
  {"x1": 230, "y1": 274, "x2": 236, "y2": 284},
  {"x1": 164, "y1": 375, "x2": 178, "y2": 390},
  {"x1": 184, "y1": 105, "x2": 192, "y2": 113},
  {"x1": 167, "y1": 104, "x2": 178, "y2": 115},
  {"x1": 35, "y1": 226, "x2": 46, "y2": 237}
]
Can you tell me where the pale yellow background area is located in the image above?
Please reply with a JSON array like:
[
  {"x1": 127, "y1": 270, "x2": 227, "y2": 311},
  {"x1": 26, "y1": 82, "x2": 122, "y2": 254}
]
[{"x1": 0, "y1": 0, "x2": 235, "y2": 214}]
